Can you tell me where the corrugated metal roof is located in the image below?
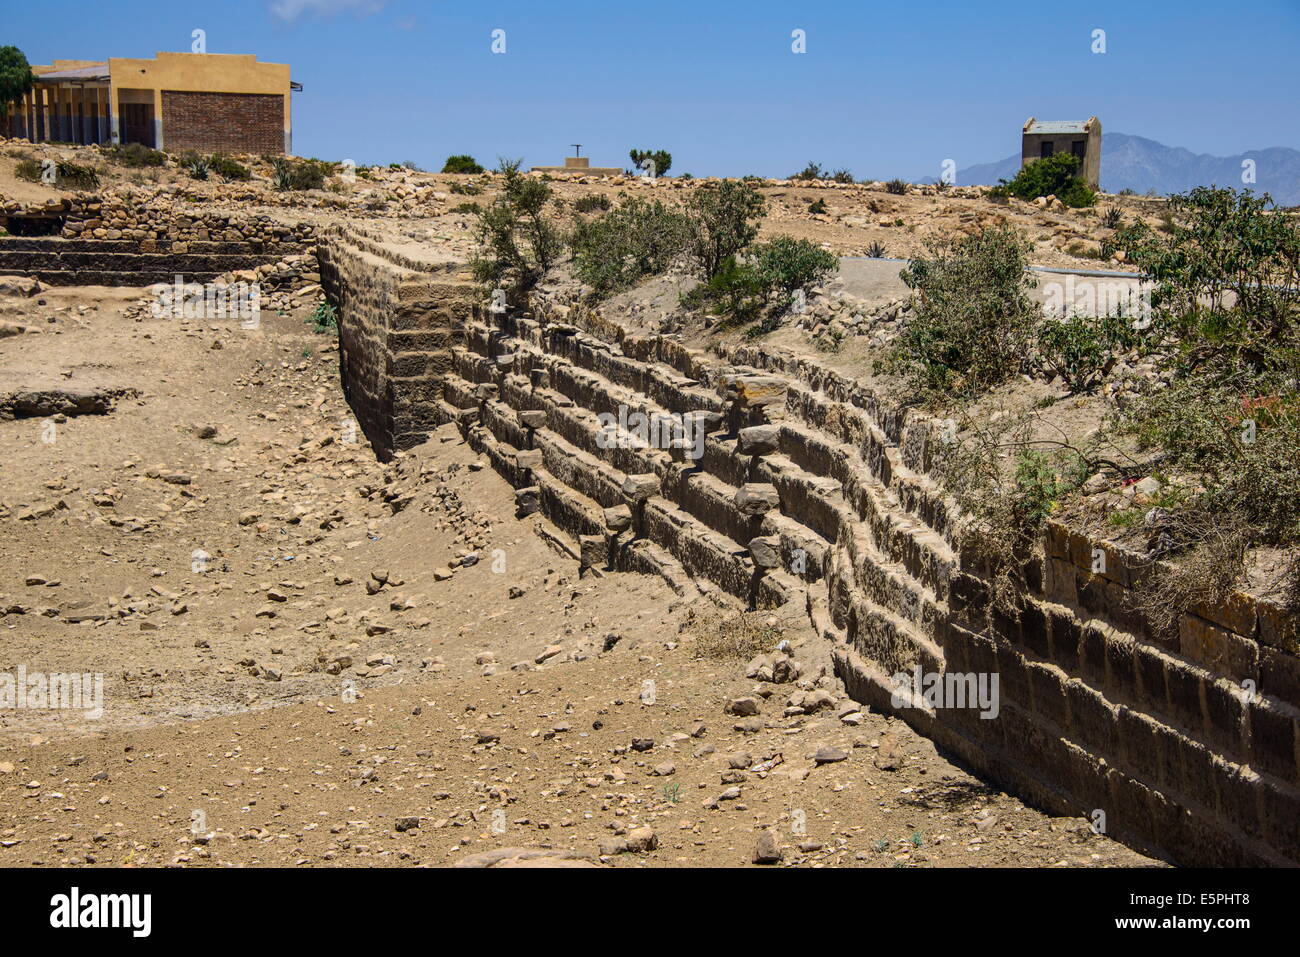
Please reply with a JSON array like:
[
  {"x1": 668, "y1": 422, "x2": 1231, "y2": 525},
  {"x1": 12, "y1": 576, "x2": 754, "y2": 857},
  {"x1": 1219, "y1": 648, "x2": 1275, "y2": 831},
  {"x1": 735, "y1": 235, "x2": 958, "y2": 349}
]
[
  {"x1": 35, "y1": 64, "x2": 110, "y2": 82},
  {"x1": 1025, "y1": 120, "x2": 1090, "y2": 134}
]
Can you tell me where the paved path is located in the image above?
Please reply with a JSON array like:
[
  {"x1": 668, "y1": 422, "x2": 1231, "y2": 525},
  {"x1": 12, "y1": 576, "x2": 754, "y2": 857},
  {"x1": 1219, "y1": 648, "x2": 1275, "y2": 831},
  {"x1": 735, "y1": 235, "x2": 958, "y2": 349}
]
[{"x1": 837, "y1": 257, "x2": 1147, "y2": 316}]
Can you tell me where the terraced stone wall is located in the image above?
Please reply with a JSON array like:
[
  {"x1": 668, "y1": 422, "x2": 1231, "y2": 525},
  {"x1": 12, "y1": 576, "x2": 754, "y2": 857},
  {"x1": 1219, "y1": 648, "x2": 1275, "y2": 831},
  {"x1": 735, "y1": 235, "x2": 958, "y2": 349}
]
[{"x1": 320, "y1": 233, "x2": 1300, "y2": 867}]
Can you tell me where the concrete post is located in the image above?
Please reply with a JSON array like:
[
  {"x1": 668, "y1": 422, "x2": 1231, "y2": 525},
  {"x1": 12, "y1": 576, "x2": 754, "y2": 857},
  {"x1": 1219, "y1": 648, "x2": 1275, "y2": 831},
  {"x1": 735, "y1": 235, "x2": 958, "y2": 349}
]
[{"x1": 109, "y1": 86, "x2": 120, "y2": 145}]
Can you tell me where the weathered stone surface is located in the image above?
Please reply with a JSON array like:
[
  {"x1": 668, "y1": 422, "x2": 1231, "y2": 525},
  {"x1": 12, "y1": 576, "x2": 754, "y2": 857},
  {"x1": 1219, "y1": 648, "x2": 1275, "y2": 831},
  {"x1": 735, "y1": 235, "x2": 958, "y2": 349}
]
[
  {"x1": 622, "y1": 473, "x2": 660, "y2": 502},
  {"x1": 738, "y1": 425, "x2": 780, "y2": 456},
  {"x1": 735, "y1": 484, "x2": 779, "y2": 516}
]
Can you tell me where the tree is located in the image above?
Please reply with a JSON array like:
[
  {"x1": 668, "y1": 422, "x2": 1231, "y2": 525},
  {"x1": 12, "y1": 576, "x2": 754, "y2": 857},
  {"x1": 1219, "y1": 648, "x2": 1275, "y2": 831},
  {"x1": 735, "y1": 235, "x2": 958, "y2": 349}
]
[
  {"x1": 442, "y1": 154, "x2": 484, "y2": 174},
  {"x1": 991, "y1": 152, "x2": 1096, "y2": 208},
  {"x1": 470, "y1": 158, "x2": 563, "y2": 292},
  {"x1": 0, "y1": 46, "x2": 35, "y2": 121},
  {"x1": 629, "y1": 148, "x2": 672, "y2": 178},
  {"x1": 684, "y1": 180, "x2": 766, "y2": 280}
]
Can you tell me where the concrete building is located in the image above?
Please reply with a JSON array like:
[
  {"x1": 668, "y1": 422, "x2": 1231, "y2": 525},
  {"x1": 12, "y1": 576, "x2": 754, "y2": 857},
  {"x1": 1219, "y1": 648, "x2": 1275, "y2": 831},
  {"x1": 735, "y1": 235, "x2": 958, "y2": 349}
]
[
  {"x1": 530, "y1": 157, "x2": 623, "y2": 177},
  {"x1": 1021, "y1": 116, "x2": 1101, "y2": 188},
  {"x1": 6, "y1": 52, "x2": 299, "y2": 154}
]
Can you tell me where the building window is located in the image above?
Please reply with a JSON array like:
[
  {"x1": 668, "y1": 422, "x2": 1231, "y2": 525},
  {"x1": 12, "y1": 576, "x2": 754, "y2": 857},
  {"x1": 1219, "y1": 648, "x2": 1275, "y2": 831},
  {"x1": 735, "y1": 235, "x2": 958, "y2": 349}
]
[
  {"x1": 1040, "y1": 141, "x2": 1054, "y2": 159},
  {"x1": 1071, "y1": 140, "x2": 1086, "y2": 159}
]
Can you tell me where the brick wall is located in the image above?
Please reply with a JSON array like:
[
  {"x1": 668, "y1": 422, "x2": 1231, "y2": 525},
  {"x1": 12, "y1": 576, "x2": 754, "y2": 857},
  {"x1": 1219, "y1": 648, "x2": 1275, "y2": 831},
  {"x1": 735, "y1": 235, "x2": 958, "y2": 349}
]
[{"x1": 161, "y1": 91, "x2": 284, "y2": 155}]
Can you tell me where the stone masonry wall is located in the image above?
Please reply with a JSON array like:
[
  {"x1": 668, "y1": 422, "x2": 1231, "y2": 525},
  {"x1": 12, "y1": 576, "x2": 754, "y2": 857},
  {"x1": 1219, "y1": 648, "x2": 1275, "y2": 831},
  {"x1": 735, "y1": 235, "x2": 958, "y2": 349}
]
[
  {"x1": 320, "y1": 234, "x2": 1300, "y2": 867},
  {"x1": 316, "y1": 225, "x2": 475, "y2": 460}
]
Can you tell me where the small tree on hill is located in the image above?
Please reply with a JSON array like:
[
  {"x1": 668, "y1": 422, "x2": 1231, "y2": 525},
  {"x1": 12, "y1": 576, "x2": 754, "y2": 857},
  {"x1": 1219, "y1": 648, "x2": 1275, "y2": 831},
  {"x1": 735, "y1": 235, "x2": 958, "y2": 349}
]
[
  {"x1": 629, "y1": 148, "x2": 672, "y2": 178},
  {"x1": 0, "y1": 46, "x2": 35, "y2": 120}
]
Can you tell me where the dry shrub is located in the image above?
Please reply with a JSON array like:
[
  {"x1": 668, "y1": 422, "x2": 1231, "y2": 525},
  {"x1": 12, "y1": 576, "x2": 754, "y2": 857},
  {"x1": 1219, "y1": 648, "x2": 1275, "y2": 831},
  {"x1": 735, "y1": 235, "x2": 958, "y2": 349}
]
[
  {"x1": 1127, "y1": 510, "x2": 1250, "y2": 639},
  {"x1": 688, "y1": 611, "x2": 781, "y2": 661}
]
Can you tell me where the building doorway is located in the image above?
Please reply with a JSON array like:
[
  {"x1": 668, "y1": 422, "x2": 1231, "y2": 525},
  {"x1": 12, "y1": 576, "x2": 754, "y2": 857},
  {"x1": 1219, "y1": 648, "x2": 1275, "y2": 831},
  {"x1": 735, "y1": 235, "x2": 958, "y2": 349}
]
[{"x1": 119, "y1": 102, "x2": 154, "y2": 147}]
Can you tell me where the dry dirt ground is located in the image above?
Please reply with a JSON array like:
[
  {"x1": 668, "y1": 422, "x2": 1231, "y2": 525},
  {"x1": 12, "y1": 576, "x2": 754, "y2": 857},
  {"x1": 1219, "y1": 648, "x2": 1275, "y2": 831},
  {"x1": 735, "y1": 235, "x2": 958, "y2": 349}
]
[{"x1": 0, "y1": 282, "x2": 1160, "y2": 868}]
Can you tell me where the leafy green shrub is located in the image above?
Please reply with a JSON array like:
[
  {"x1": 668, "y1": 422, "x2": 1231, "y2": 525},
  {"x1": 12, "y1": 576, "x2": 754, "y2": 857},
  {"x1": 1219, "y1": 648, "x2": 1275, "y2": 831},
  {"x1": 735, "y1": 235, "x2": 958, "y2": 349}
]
[
  {"x1": 992, "y1": 152, "x2": 1096, "y2": 208},
  {"x1": 272, "y1": 157, "x2": 329, "y2": 191},
  {"x1": 104, "y1": 142, "x2": 165, "y2": 168},
  {"x1": 885, "y1": 224, "x2": 1039, "y2": 398},
  {"x1": 807, "y1": 198, "x2": 827, "y2": 215},
  {"x1": 471, "y1": 158, "x2": 564, "y2": 292},
  {"x1": 750, "y1": 236, "x2": 837, "y2": 306},
  {"x1": 684, "y1": 180, "x2": 766, "y2": 280},
  {"x1": 684, "y1": 256, "x2": 769, "y2": 327},
  {"x1": 308, "y1": 301, "x2": 338, "y2": 333},
  {"x1": 207, "y1": 154, "x2": 251, "y2": 182},
  {"x1": 885, "y1": 179, "x2": 908, "y2": 195},
  {"x1": 792, "y1": 162, "x2": 853, "y2": 183},
  {"x1": 573, "y1": 197, "x2": 690, "y2": 296},
  {"x1": 1036, "y1": 313, "x2": 1140, "y2": 393},
  {"x1": 629, "y1": 148, "x2": 672, "y2": 178},
  {"x1": 442, "y1": 154, "x2": 484, "y2": 174},
  {"x1": 791, "y1": 162, "x2": 825, "y2": 181},
  {"x1": 1110, "y1": 186, "x2": 1300, "y2": 605}
]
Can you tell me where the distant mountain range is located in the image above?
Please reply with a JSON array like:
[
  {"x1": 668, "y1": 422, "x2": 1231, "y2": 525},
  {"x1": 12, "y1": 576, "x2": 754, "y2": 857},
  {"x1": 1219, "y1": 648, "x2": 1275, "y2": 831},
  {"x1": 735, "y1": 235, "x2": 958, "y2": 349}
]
[{"x1": 946, "y1": 133, "x2": 1300, "y2": 206}]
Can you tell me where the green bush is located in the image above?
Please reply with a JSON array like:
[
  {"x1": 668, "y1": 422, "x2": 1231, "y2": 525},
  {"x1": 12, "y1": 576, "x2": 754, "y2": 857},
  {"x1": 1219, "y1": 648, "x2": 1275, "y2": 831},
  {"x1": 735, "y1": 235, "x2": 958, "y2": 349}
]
[
  {"x1": 992, "y1": 152, "x2": 1096, "y2": 208},
  {"x1": 807, "y1": 198, "x2": 827, "y2": 215},
  {"x1": 629, "y1": 149, "x2": 672, "y2": 178},
  {"x1": 272, "y1": 157, "x2": 329, "y2": 191},
  {"x1": 104, "y1": 142, "x2": 165, "y2": 168},
  {"x1": 684, "y1": 180, "x2": 766, "y2": 280},
  {"x1": 750, "y1": 236, "x2": 837, "y2": 305},
  {"x1": 885, "y1": 224, "x2": 1039, "y2": 398},
  {"x1": 14, "y1": 158, "x2": 42, "y2": 183},
  {"x1": 180, "y1": 152, "x2": 210, "y2": 180},
  {"x1": 207, "y1": 154, "x2": 251, "y2": 182},
  {"x1": 791, "y1": 162, "x2": 853, "y2": 183},
  {"x1": 308, "y1": 301, "x2": 338, "y2": 333},
  {"x1": 573, "y1": 194, "x2": 612, "y2": 213},
  {"x1": 573, "y1": 197, "x2": 690, "y2": 296},
  {"x1": 17, "y1": 158, "x2": 100, "y2": 190},
  {"x1": 1036, "y1": 313, "x2": 1140, "y2": 393},
  {"x1": 885, "y1": 179, "x2": 908, "y2": 195},
  {"x1": 1115, "y1": 187, "x2": 1300, "y2": 552},
  {"x1": 442, "y1": 154, "x2": 484, "y2": 174},
  {"x1": 471, "y1": 158, "x2": 564, "y2": 292},
  {"x1": 685, "y1": 256, "x2": 769, "y2": 327}
]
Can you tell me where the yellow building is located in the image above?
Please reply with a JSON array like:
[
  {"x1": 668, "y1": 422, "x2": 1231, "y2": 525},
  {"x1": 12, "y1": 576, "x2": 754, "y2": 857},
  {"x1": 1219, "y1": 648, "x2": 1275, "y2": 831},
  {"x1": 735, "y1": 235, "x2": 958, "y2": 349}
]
[{"x1": 8, "y1": 52, "x2": 299, "y2": 154}]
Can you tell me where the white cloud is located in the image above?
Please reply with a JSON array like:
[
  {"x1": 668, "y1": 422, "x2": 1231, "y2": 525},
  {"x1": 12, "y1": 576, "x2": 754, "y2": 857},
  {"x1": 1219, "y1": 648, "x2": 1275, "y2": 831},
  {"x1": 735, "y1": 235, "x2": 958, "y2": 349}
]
[{"x1": 269, "y1": 0, "x2": 386, "y2": 23}]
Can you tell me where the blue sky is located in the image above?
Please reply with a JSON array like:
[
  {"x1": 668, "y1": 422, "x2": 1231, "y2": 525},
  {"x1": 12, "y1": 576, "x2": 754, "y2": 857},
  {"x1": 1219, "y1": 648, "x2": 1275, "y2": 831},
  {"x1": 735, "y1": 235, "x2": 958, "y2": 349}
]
[{"x1": 8, "y1": 0, "x2": 1299, "y2": 178}]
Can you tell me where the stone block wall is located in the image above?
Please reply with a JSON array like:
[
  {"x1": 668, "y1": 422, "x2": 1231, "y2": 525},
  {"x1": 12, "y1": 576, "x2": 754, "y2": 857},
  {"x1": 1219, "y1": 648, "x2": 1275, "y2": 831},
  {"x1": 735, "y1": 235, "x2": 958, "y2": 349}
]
[
  {"x1": 320, "y1": 233, "x2": 1300, "y2": 867},
  {"x1": 316, "y1": 225, "x2": 475, "y2": 460}
]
